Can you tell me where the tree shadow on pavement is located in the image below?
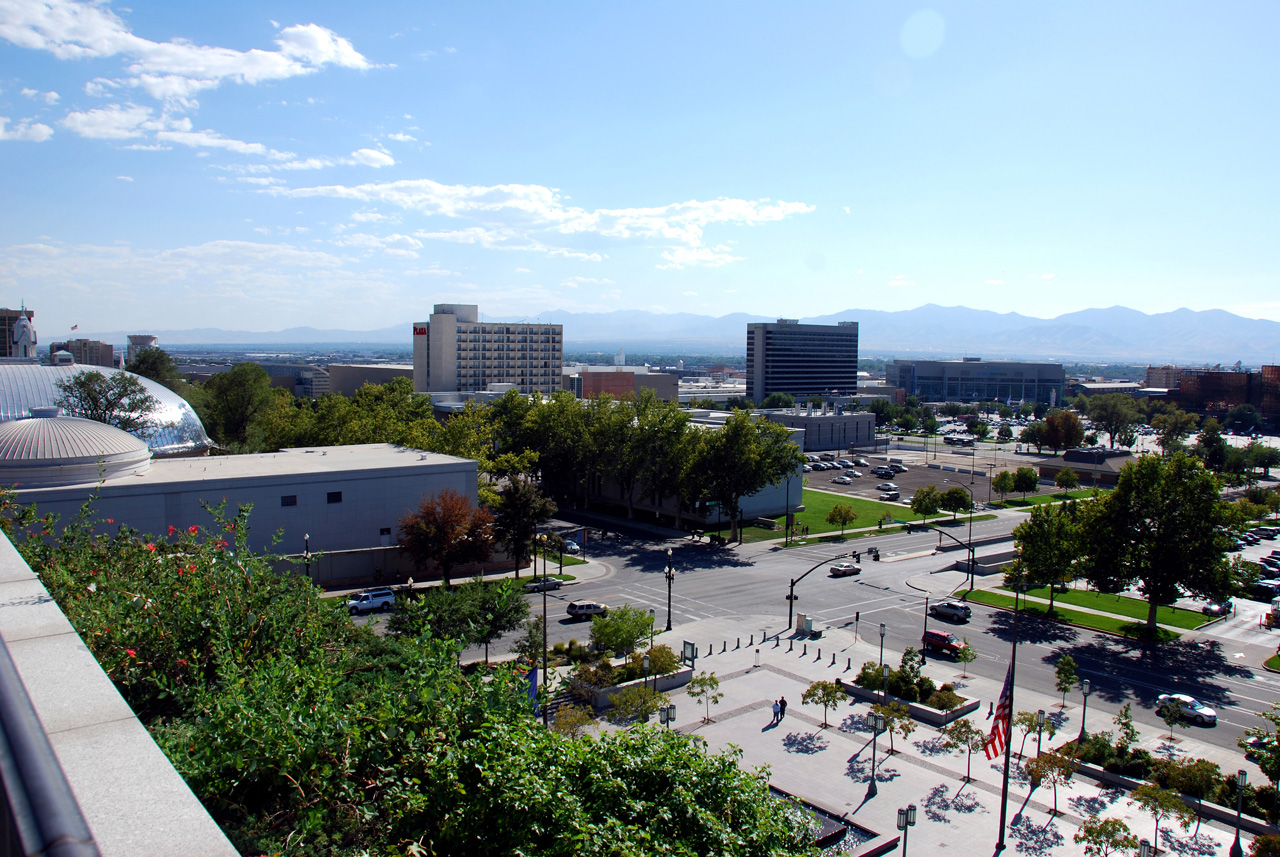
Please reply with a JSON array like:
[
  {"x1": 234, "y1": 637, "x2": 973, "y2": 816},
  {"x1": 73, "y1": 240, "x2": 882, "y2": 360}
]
[
  {"x1": 1053, "y1": 636, "x2": 1251, "y2": 709},
  {"x1": 914, "y1": 736, "x2": 953, "y2": 758},
  {"x1": 923, "y1": 783, "x2": 988, "y2": 824},
  {"x1": 845, "y1": 754, "x2": 900, "y2": 784},
  {"x1": 1008, "y1": 813, "x2": 1064, "y2": 857},
  {"x1": 1067, "y1": 787, "x2": 1123, "y2": 817},
  {"x1": 986, "y1": 610, "x2": 1080, "y2": 646},
  {"x1": 839, "y1": 711, "x2": 872, "y2": 735},
  {"x1": 1159, "y1": 827, "x2": 1219, "y2": 857},
  {"x1": 782, "y1": 731, "x2": 830, "y2": 754}
]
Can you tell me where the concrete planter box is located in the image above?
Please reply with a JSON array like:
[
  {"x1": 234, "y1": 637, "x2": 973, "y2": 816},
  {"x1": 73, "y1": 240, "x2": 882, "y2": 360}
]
[
  {"x1": 836, "y1": 679, "x2": 981, "y2": 727},
  {"x1": 588, "y1": 667, "x2": 694, "y2": 711},
  {"x1": 1073, "y1": 761, "x2": 1279, "y2": 839}
]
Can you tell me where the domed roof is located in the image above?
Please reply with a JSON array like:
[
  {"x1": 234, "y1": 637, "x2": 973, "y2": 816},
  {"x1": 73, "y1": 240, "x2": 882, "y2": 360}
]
[
  {"x1": 0, "y1": 415, "x2": 151, "y2": 487},
  {"x1": 0, "y1": 363, "x2": 213, "y2": 457}
]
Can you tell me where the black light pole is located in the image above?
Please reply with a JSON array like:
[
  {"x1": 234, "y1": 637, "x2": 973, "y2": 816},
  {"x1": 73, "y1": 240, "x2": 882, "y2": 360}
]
[
  {"x1": 995, "y1": 585, "x2": 1026, "y2": 853},
  {"x1": 787, "y1": 552, "x2": 853, "y2": 629},
  {"x1": 946, "y1": 480, "x2": 977, "y2": 590},
  {"x1": 1077, "y1": 679, "x2": 1091, "y2": 743},
  {"x1": 923, "y1": 595, "x2": 930, "y2": 637},
  {"x1": 897, "y1": 804, "x2": 918, "y2": 856},
  {"x1": 878, "y1": 623, "x2": 886, "y2": 685},
  {"x1": 665, "y1": 547, "x2": 675, "y2": 631},
  {"x1": 868, "y1": 710, "x2": 886, "y2": 798},
  {"x1": 304, "y1": 532, "x2": 311, "y2": 579},
  {"x1": 1229, "y1": 769, "x2": 1247, "y2": 857},
  {"x1": 1036, "y1": 709, "x2": 1046, "y2": 757}
]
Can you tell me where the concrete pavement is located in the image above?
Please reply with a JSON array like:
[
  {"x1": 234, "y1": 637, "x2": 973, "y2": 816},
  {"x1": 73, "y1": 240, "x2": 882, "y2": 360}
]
[{"x1": 643, "y1": 614, "x2": 1264, "y2": 856}]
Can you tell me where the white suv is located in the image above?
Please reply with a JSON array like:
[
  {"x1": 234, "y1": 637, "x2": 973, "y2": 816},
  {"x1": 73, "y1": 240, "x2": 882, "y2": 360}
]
[{"x1": 347, "y1": 588, "x2": 396, "y2": 615}]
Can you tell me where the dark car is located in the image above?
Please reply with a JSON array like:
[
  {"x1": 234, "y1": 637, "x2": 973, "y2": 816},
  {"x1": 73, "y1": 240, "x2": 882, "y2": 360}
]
[
  {"x1": 1201, "y1": 600, "x2": 1232, "y2": 617},
  {"x1": 922, "y1": 629, "x2": 968, "y2": 657}
]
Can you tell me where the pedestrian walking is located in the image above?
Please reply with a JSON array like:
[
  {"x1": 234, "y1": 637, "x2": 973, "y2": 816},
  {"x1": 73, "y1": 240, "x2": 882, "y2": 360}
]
[
  {"x1": 771, "y1": 700, "x2": 780, "y2": 723},
  {"x1": 779, "y1": 696, "x2": 788, "y2": 719}
]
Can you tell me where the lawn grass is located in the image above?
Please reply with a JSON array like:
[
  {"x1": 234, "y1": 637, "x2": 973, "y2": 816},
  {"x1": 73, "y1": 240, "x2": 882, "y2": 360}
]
[
  {"x1": 962, "y1": 588, "x2": 1181, "y2": 641},
  {"x1": 995, "y1": 585, "x2": 1211, "y2": 630},
  {"x1": 706, "y1": 488, "x2": 931, "y2": 543},
  {"x1": 1266, "y1": 654, "x2": 1280, "y2": 672},
  {"x1": 534, "y1": 549, "x2": 587, "y2": 568},
  {"x1": 992, "y1": 489, "x2": 1101, "y2": 509}
]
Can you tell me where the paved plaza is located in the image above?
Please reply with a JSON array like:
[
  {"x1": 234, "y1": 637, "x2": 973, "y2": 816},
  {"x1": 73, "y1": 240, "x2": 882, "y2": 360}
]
[{"x1": 648, "y1": 614, "x2": 1260, "y2": 856}]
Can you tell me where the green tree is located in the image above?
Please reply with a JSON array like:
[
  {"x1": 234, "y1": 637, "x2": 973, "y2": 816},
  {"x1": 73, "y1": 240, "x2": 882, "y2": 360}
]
[
  {"x1": 759, "y1": 392, "x2": 795, "y2": 409},
  {"x1": 590, "y1": 605, "x2": 655, "y2": 657},
  {"x1": 942, "y1": 717, "x2": 987, "y2": 781},
  {"x1": 802, "y1": 680, "x2": 845, "y2": 728},
  {"x1": 493, "y1": 476, "x2": 557, "y2": 578},
  {"x1": 998, "y1": 424, "x2": 1013, "y2": 441},
  {"x1": 971, "y1": 420, "x2": 990, "y2": 440},
  {"x1": 398, "y1": 489, "x2": 495, "y2": 588},
  {"x1": 1054, "y1": 654, "x2": 1078, "y2": 707},
  {"x1": 910, "y1": 485, "x2": 942, "y2": 523},
  {"x1": 469, "y1": 579, "x2": 531, "y2": 664},
  {"x1": 1079, "y1": 452, "x2": 1235, "y2": 633},
  {"x1": 1158, "y1": 698, "x2": 1187, "y2": 740},
  {"x1": 1013, "y1": 710, "x2": 1056, "y2": 758},
  {"x1": 1152, "y1": 407, "x2": 1200, "y2": 457},
  {"x1": 197, "y1": 362, "x2": 275, "y2": 448},
  {"x1": 551, "y1": 704, "x2": 594, "y2": 738},
  {"x1": 1054, "y1": 467, "x2": 1080, "y2": 495},
  {"x1": 1013, "y1": 466, "x2": 1040, "y2": 500},
  {"x1": 1169, "y1": 757, "x2": 1221, "y2": 834},
  {"x1": 1242, "y1": 702, "x2": 1280, "y2": 799},
  {"x1": 1009, "y1": 503, "x2": 1080, "y2": 614},
  {"x1": 636, "y1": 397, "x2": 693, "y2": 525},
  {"x1": 1193, "y1": 417, "x2": 1229, "y2": 472},
  {"x1": 1251, "y1": 835, "x2": 1280, "y2": 857},
  {"x1": 54, "y1": 369, "x2": 161, "y2": 435},
  {"x1": 1225, "y1": 403, "x2": 1263, "y2": 433},
  {"x1": 1129, "y1": 783, "x2": 1194, "y2": 849},
  {"x1": 700, "y1": 411, "x2": 804, "y2": 541},
  {"x1": 955, "y1": 637, "x2": 977, "y2": 678},
  {"x1": 1020, "y1": 423, "x2": 1046, "y2": 454},
  {"x1": 940, "y1": 486, "x2": 972, "y2": 520},
  {"x1": 1114, "y1": 703, "x2": 1139, "y2": 754},
  {"x1": 1043, "y1": 410, "x2": 1086, "y2": 454},
  {"x1": 921, "y1": 414, "x2": 940, "y2": 435},
  {"x1": 992, "y1": 470, "x2": 1016, "y2": 502},
  {"x1": 1089, "y1": 394, "x2": 1142, "y2": 449},
  {"x1": 1073, "y1": 816, "x2": 1138, "y2": 857},
  {"x1": 873, "y1": 700, "x2": 916, "y2": 752},
  {"x1": 687, "y1": 671, "x2": 724, "y2": 722},
  {"x1": 125, "y1": 346, "x2": 187, "y2": 393},
  {"x1": 1025, "y1": 748, "x2": 1077, "y2": 816},
  {"x1": 825, "y1": 504, "x2": 858, "y2": 535},
  {"x1": 607, "y1": 684, "x2": 670, "y2": 725},
  {"x1": 510, "y1": 616, "x2": 545, "y2": 666},
  {"x1": 1072, "y1": 394, "x2": 1091, "y2": 414}
]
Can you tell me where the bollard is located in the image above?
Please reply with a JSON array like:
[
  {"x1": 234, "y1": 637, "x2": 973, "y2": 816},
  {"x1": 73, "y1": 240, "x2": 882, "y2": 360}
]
[
  {"x1": 722, "y1": 641, "x2": 727, "y2": 653},
  {"x1": 707, "y1": 644, "x2": 712, "y2": 657},
  {"x1": 802, "y1": 644, "x2": 807, "y2": 657},
  {"x1": 775, "y1": 637, "x2": 781, "y2": 648},
  {"x1": 846, "y1": 658, "x2": 852, "y2": 671},
  {"x1": 817, "y1": 648, "x2": 821, "y2": 660},
  {"x1": 749, "y1": 634, "x2": 754, "y2": 646},
  {"x1": 831, "y1": 653, "x2": 836, "y2": 666},
  {"x1": 736, "y1": 637, "x2": 740, "y2": 649},
  {"x1": 789, "y1": 640, "x2": 794, "y2": 652}
]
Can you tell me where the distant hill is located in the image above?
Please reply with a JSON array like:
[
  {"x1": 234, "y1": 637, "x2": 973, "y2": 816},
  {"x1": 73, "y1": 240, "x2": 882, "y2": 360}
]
[{"x1": 81, "y1": 305, "x2": 1280, "y2": 364}]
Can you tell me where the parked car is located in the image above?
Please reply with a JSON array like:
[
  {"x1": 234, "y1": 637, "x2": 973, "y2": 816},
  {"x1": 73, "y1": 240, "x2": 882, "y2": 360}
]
[
  {"x1": 836, "y1": 459, "x2": 854, "y2": 468},
  {"x1": 929, "y1": 600, "x2": 973, "y2": 621},
  {"x1": 524, "y1": 577, "x2": 563, "y2": 593},
  {"x1": 803, "y1": 464, "x2": 813, "y2": 472},
  {"x1": 922, "y1": 629, "x2": 968, "y2": 657},
  {"x1": 564, "y1": 539, "x2": 582, "y2": 554},
  {"x1": 819, "y1": 453, "x2": 836, "y2": 461},
  {"x1": 844, "y1": 469, "x2": 862, "y2": 478},
  {"x1": 879, "y1": 491, "x2": 901, "y2": 501},
  {"x1": 872, "y1": 466, "x2": 895, "y2": 478},
  {"x1": 876, "y1": 482, "x2": 899, "y2": 492},
  {"x1": 889, "y1": 463, "x2": 908, "y2": 473},
  {"x1": 1254, "y1": 528, "x2": 1278, "y2": 540},
  {"x1": 853, "y1": 458, "x2": 871, "y2": 467},
  {"x1": 1201, "y1": 600, "x2": 1232, "y2": 617},
  {"x1": 1243, "y1": 533, "x2": 1261, "y2": 545},
  {"x1": 347, "y1": 588, "x2": 396, "y2": 615},
  {"x1": 567, "y1": 600, "x2": 608, "y2": 620},
  {"x1": 1156, "y1": 693, "x2": 1217, "y2": 726},
  {"x1": 831, "y1": 475, "x2": 853, "y2": 485},
  {"x1": 829, "y1": 561, "x2": 862, "y2": 577}
]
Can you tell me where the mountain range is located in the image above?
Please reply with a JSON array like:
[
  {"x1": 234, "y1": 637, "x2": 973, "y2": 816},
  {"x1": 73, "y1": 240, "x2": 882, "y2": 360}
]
[{"x1": 79, "y1": 305, "x2": 1280, "y2": 364}]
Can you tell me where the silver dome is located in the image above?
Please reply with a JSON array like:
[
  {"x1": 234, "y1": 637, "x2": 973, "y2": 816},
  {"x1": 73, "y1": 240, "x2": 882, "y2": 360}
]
[
  {"x1": 0, "y1": 364, "x2": 213, "y2": 457},
  {"x1": 0, "y1": 415, "x2": 151, "y2": 487}
]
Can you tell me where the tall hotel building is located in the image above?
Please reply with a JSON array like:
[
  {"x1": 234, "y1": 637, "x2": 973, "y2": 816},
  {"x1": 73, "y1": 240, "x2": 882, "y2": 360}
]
[
  {"x1": 746, "y1": 319, "x2": 859, "y2": 404},
  {"x1": 413, "y1": 304, "x2": 562, "y2": 395}
]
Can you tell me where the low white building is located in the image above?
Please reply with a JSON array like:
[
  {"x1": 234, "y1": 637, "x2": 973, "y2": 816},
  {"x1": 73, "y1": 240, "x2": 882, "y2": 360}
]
[{"x1": 3, "y1": 415, "x2": 477, "y2": 557}]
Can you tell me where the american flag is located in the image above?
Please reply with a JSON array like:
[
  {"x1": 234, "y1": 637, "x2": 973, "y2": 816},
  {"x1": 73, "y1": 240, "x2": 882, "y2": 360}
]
[
  {"x1": 985, "y1": 664, "x2": 1013, "y2": 760},
  {"x1": 70, "y1": 324, "x2": 78, "y2": 331}
]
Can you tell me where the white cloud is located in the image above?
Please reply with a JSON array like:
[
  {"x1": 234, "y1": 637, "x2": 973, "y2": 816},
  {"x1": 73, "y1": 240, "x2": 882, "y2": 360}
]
[
  {"x1": 275, "y1": 178, "x2": 811, "y2": 266},
  {"x1": 682, "y1": 290, "x2": 698, "y2": 296},
  {"x1": 21, "y1": 87, "x2": 60, "y2": 104},
  {"x1": 116, "y1": 175, "x2": 132, "y2": 181},
  {"x1": 386, "y1": 132, "x2": 416, "y2": 142},
  {"x1": 238, "y1": 176, "x2": 284, "y2": 185},
  {"x1": 0, "y1": 2, "x2": 370, "y2": 109},
  {"x1": 334, "y1": 231, "x2": 423, "y2": 258},
  {"x1": 60, "y1": 103, "x2": 157, "y2": 138},
  {"x1": 84, "y1": 77, "x2": 120, "y2": 96},
  {"x1": 351, "y1": 210, "x2": 388, "y2": 222},
  {"x1": 843, "y1": 206, "x2": 851, "y2": 214},
  {"x1": 561, "y1": 276, "x2": 615, "y2": 288},
  {"x1": 888, "y1": 274, "x2": 916, "y2": 287},
  {"x1": 0, "y1": 115, "x2": 54, "y2": 141},
  {"x1": 351, "y1": 147, "x2": 394, "y2": 167},
  {"x1": 515, "y1": 267, "x2": 531, "y2": 273}
]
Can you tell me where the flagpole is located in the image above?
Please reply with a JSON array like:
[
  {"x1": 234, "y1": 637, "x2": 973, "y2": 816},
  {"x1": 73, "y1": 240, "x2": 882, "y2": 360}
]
[{"x1": 995, "y1": 587, "x2": 1023, "y2": 852}]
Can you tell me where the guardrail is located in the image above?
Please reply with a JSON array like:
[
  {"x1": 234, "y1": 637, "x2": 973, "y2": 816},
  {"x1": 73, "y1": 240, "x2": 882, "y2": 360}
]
[{"x1": 0, "y1": 636, "x2": 100, "y2": 857}]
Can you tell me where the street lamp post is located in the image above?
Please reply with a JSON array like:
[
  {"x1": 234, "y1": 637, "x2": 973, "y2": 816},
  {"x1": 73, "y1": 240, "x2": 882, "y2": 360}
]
[
  {"x1": 923, "y1": 595, "x2": 930, "y2": 638},
  {"x1": 878, "y1": 623, "x2": 886, "y2": 689},
  {"x1": 643, "y1": 653, "x2": 651, "y2": 698},
  {"x1": 882, "y1": 664, "x2": 890, "y2": 706},
  {"x1": 945, "y1": 479, "x2": 977, "y2": 590},
  {"x1": 868, "y1": 710, "x2": 886, "y2": 798},
  {"x1": 1077, "y1": 679, "x2": 1091, "y2": 743},
  {"x1": 304, "y1": 533, "x2": 311, "y2": 579},
  {"x1": 538, "y1": 532, "x2": 550, "y2": 727},
  {"x1": 897, "y1": 804, "x2": 918, "y2": 856},
  {"x1": 1036, "y1": 709, "x2": 1046, "y2": 757},
  {"x1": 1229, "y1": 769, "x2": 1247, "y2": 857},
  {"x1": 1139, "y1": 840, "x2": 1154, "y2": 857},
  {"x1": 665, "y1": 547, "x2": 675, "y2": 632},
  {"x1": 787, "y1": 552, "x2": 855, "y2": 630}
]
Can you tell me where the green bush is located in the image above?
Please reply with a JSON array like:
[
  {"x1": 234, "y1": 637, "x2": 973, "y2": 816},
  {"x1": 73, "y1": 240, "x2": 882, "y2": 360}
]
[
  {"x1": 616, "y1": 645, "x2": 680, "y2": 683},
  {"x1": 855, "y1": 661, "x2": 884, "y2": 690},
  {"x1": 925, "y1": 688, "x2": 962, "y2": 712}
]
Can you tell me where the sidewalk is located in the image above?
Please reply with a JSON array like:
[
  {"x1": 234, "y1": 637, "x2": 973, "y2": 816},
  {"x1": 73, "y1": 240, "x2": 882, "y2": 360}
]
[
  {"x1": 644, "y1": 615, "x2": 1260, "y2": 856},
  {"x1": 322, "y1": 555, "x2": 616, "y2": 600}
]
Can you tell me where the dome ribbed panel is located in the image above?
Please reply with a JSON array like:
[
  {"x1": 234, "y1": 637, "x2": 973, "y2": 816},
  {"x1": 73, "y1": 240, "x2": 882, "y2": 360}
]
[{"x1": 0, "y1": 417, "x2": 148, "y2": 462}]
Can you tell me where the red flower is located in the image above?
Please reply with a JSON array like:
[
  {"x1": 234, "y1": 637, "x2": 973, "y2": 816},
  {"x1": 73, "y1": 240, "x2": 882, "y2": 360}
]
[
  {"x1": 168, "y1": 525, "x2": 176, "y2": 536},
  {"x1": 126, "y1": 649, "x2": 136, "y2": 658},
  {"x1": 106, "y1": 518, "x2": 113, "y2": 523},
  {"x1": 187, "y1": 564, "x2": 196, "y2": 573},
  {"x1": 146, "y1": 543, "x2": 156, "y2": 552},
  {"x1": 188, "y1": 525, "x2": 198, "y2": 535},
  {"x1": 176, "y1": 659, "x2": 188, "y2": 667}
]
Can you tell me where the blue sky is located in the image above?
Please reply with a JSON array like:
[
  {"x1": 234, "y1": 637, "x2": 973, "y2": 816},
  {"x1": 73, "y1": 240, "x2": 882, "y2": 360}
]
[{"x1": 2, "y1": 1, "x2": 1277, "y2": 337}]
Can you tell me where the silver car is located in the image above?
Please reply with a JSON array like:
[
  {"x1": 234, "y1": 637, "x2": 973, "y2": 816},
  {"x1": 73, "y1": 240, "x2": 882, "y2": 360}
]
[
  {"x1": 1156, "y1": 693, "x2": 1216, "y2": 726},
  {"x1": 929, "y1": 600, "x2": 972, "y2": 621}
]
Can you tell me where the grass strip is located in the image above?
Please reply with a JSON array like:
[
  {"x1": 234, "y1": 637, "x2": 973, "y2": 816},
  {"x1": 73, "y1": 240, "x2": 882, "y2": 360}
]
[
  {"x1": 962, "y1": 588, "x2": 1180, "y2": 642},
  {"x1": 1267, "y1": 655, "x2": 1280, "y2": 672},
  {"x1": 535, "y1": 550, "x2": 587, "y2": 567},
  {"x1": 995, "y1": 585, "x2": 1210, "y2": 630},
  {"x1": 992, "y1": 489, "x2": 1101, "y2": 508}
]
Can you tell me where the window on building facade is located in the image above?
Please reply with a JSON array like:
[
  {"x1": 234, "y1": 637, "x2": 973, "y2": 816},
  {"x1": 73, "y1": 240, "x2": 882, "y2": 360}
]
[{"x1": 327, "y1": 491, "x2": 343, "y2": 504}]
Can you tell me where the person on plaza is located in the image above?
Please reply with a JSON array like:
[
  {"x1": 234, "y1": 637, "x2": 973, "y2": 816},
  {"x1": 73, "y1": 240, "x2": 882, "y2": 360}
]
[
  {"x1": 779, "y1": 696, "x2": 788, "y2": 719},
  {"x1": 771, "y1": 700, "x2": 780, "y2": 723}
]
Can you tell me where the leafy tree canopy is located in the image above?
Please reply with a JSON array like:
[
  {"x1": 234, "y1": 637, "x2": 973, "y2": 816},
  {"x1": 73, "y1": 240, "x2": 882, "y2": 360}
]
[{"x1": 54, "y1": 369, "x2": 161, "y2": 436}]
